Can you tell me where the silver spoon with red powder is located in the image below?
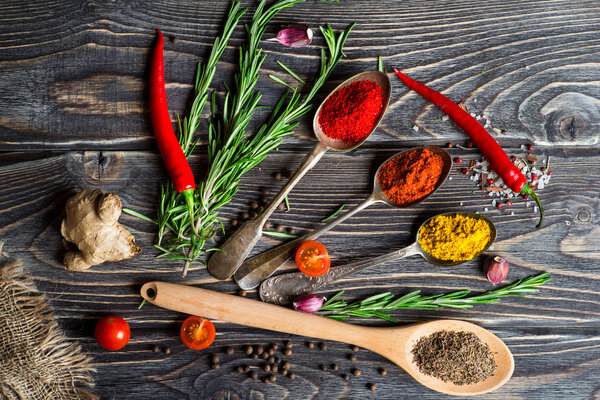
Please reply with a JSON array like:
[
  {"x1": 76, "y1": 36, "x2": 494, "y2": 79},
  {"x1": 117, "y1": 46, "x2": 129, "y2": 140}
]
[{"x1": 207, "y1": 70, "x2": 391, "y2": 281}]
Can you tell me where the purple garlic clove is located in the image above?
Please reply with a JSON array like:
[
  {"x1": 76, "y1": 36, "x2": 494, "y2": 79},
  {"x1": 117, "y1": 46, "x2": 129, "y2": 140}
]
[
  {"x1": 293, "y1": 293, "x2": 325, "y2": 313},
  {"x1": 484, "y1": 256, "x2": 509, "y2": 285},
  {"x1": 267, "y1": 23, "x2": 313, "y2": 48}
]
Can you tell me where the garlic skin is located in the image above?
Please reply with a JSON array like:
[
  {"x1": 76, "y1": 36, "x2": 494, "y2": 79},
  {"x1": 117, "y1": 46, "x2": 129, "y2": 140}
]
[
  {"x1": 293, "y1": 293, "x2": 325, "y2": 313},
  {"x1": 484, "y1": 256, "x2": 509, "y2": 285},
  {"x1": 267, "y1": 23, "x2": 313, "y2": 48}
]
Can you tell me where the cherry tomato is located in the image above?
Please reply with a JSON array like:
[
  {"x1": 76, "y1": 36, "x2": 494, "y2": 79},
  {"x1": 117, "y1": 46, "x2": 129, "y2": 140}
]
[
  {"x1": 95, "y1": 315, "x2": 130, "y2": 351},
  {"x1": 295, "y1": 240, "x2": 331, "y2": 277},
  {"x1": 180, "y1": 316, "x2": 216, "y2": 350}
]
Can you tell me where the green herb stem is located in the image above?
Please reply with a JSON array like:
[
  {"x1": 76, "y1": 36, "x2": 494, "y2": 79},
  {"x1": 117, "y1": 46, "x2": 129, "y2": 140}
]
[
  {"x1": 321, "y1": 204, "x2": 345, "y2": 222},
  {"x1": 319, "y1": 272, "x2": 551, "y2": 322}
]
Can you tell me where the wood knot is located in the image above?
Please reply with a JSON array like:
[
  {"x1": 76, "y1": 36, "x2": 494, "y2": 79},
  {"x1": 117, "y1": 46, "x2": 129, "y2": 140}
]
[
  {"x1": 545, "y1": 111, "x2": 586, "y2": 142},
  {"x1": 576, "y1": 208, "x2": 591, "y2": 223}
]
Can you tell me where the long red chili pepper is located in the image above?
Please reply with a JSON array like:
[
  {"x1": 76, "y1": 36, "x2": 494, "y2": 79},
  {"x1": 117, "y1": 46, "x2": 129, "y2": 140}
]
[
  {"x1": 151, "y1": 30, "x2": 198, "y2": 235},
  {"x1": 394, "y1": 69, "x2": 543, "y2": 228}
]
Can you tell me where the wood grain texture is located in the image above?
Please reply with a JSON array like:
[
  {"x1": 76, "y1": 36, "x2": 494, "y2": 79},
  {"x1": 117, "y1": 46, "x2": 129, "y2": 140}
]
[{"x1": 1, "y1": 0, "x2": 599, "y2": 398}]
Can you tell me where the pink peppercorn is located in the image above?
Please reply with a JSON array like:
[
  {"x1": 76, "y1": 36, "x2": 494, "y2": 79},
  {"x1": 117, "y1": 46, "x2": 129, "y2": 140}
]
[
  {"x1": 454, "y1": 157, "x2": 463, "y2": 164},
  {"x1": 531, "y1": 174, "x2": 538, "y2": 180},
  {"x1": 497, "y1": 204, "x2": 503, "y2": 210},
  {"x1": 506, "y1": 201, "x2": 513, "y2": 206},
  {"x1": 487, "y1": 178, "x2": 494, "y2": 185},
  {"x1": 527, "y1": 144, "x2": 533, "y2": 151}
]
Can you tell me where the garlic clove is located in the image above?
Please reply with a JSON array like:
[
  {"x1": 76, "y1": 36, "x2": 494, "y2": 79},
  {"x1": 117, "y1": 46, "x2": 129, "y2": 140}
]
[
  {"x1": 267, "y1": 23, "x2": 313, "y2": 48},
  {"x1": 484, "y1": 255, "x2": 509, "y2": 285},
  {"x1": 292, "y1": 293, "x2": 325, "y2": 313}
]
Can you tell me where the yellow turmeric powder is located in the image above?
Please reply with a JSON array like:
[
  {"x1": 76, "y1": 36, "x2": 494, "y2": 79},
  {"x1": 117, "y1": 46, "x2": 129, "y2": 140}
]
[{"x1": 418, "y1": 214, "x2": 491, "y2": 262}]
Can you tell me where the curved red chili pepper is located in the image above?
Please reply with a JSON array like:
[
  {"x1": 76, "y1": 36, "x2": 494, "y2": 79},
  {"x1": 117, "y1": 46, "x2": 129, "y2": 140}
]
[
  {"x1": 151, "y1": 30, "x2": 198, "y2": 234},
  {"x1": 394, "y1": 69, "x2": 543, "y2": 228}
]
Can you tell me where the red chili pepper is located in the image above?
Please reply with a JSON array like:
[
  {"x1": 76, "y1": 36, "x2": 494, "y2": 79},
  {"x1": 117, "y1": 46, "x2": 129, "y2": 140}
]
[
  {"x1": 151, "y1": 30, "x2": 197, "y2": 234},
  {"x1": 394, "y1": 69, "x2": 543, "y2": 227}
]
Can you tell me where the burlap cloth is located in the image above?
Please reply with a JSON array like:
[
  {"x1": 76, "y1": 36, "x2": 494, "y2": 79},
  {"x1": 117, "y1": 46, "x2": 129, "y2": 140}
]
[{"x1": 0, "y1": 244, "x2": 96, "y2": 399}]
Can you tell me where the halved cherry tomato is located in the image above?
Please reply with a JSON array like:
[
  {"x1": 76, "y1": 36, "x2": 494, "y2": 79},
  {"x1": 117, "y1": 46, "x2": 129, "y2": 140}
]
[
  {"x1": 95, "y1": 315, "x2": 130, "y2": 351},
  {"x1": 295, "y1": 240, "x2": 331, "y2": 277},
  {"x1": 180, "y1": 316, "x2": 216, "y2": 350}
]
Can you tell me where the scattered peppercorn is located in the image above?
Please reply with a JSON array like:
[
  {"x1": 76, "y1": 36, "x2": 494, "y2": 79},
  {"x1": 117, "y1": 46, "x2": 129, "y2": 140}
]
[
  {"x1": 348, "y1": 354, "x2": 357, "y2": 362},
  {"x1": 275, "y1": 357, "x2": 281, "y2": 363},
  {"x1": 251, "y1": 201, "x2": 259, "y2": 209},
  {"x1": 210, "y1": 354, "x2": 219, "y2": 363},
  {"x1": 320, "y1": 364, "x2": 327, "y2": 371},
  {"x1": 241, "y1": 212, "x2": 250, "y2": 220},
  {"x1": 212, "y1": 363, "x2": 220, "y2": 370},
  {"x1": 164, "y1": 347, "x2": 171, "y2": 355},
  {"x1": 152, "y1": 345, "x2": 160, "y2": 353},
  {"x1": 284, "y1": 349, "x2": 292, "y2": 356},
  {"x1": 261, "y1": 353, "x2": 269, "y2": 360},
  {"x1": 288, "y1": 372, "x2": 296, "y2": 380},
  {"x1": 245, "y1": 345, "x2": 253, "y2": 355},
  {"x1": 251, "y1": 354, "x2": 258, "y2": 360},
  {"x1": 263, "y1": 364, "x2": 271, "y2": 372},
  {"x1": 238, "y1": 290, "x2": 247, "y2": 297},
  {"x1": 274, "y1": 172, "x2": 282, "y2": 181},
  {"x1": 256, "y1": 345, "x2": 264, "y2": 355},
  {"x1": 225, "y1": 346, "x2": 234, "y2": 355},
  {"x1": 250, "y1": 211, "x2": 258, "y2": 219},
  {"x1": 453, "y1": 157, "x2": 463, "y2": 164},
  {"x1": 235, "y1": 366, "x2": 243, "y2": 373},
  {"x1": 318, "y1": 342, "x2": 326, "y2": 350},
  {"x1": 342, "y1": 374, "x2": 350, "y2": 381},
  {"x1": 267, "y1": 348, "x2": 274, "y2": 356},
  {"x1": 262, "y1": 377, "x2": 270, "y2": 384},
  {"x1": 250, "y1": 371, "x2": 258, "y2": 380},
  {"x1": 269, "y1": 375, "x2": 277, "y2": 383},
  {"x1": 281, "y1": 369, "x2": 288, "y2": 376},
  {"x1": 260, "y1": 188, "x2": 270, "y2": 195},
  {"x1": 285, "y1": 340, "x2": 293, "y2": 348},
  {"x1": 447, "y1": 142, "x2": 454, "y2": 148},
  {"x1": 268, "y1": 356, "x2": 275, "y2": 363},
  {"x1": 352, "y1": 368, "x2": 361, "y2": 377},
  {"x1": 271, "y1": 343, "x2": 278, "y2": 351},
  {"x1": 367, "y1": 383, "x2": 376, "y2": 391},
  {"x1": 277, "y1": 202, "x2": 285, "y2": 211},
  {"x1": 286, "y1": 227, "x2": 295, "y2": 234},
  {"x1": 283, "y1": 169, "x2": 292, "y2": 179},
  {"x1": 351, "y1": 345, "x2": 359, "y2": 352},
  {"x1": 274, "y1": 224, "x2": 283, "y2": 232},
  {"x1": 378, "y1": 368, "x2": 387, "y2": 376},
  {"x1": 282, "y1": 361, "x2": 291, "y2": 370},
  {"x1": 264, "y1": 220, "x2": 272, "y2": 229},
  {"x1": 306, "y1": 342, "x2": 314, "y2": 349},
  {"x1": 272, "y1": 365, "x2": 279, "y2": 373},
  {"x1": 230, "y1": 219, "x2": 238, "y2": 227},
  {"x1": 331, "y1": 363, "x2": 338, "y2": 371},
  {"x1": 243, "y1": 366, "x2": 250, "y2": 372}
]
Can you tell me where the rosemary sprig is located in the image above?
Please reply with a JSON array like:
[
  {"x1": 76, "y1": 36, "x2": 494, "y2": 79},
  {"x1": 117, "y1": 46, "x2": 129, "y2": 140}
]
[
  {"x1": 153, "y1": 0, "x2": 355, "y2": 276},
  {"x1": 319, "y1": 272, "x2": 551, "y2": 322}
]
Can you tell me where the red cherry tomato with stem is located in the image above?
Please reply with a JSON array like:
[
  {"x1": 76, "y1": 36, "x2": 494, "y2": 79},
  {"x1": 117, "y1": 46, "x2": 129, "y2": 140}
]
[
  {"x1": 295, "y1": 240, "x2": 331, "y2": 277},
  {"x1": 180, "y1": 316, "x2": 216, "y2": 350},
  {"x1": 95, "y1": 315, "x2": 130, "y2": 351}
]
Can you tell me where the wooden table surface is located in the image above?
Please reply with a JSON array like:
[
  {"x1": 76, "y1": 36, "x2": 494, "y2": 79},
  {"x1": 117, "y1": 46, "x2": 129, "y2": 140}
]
[{"x1": 1, "y1": 0, "x2": 599, "y2": 399}]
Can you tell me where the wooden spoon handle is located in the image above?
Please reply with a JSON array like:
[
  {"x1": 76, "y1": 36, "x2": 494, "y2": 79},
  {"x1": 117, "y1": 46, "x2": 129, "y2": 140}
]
[{"x1": 141, "y1": 281, "x2": 375, "y2": 347}]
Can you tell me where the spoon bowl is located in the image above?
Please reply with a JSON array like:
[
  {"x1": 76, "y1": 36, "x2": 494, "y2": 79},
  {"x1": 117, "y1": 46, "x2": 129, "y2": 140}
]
[
  {"x1": 259, "y1": 212, "x2": 496, "y2": 305},
  {"x1": 141, "y1": 282, "x2": 514, "y2": 396},
  {"x1": 314, "y1": 70, "x2": 391, "y2": 152}
]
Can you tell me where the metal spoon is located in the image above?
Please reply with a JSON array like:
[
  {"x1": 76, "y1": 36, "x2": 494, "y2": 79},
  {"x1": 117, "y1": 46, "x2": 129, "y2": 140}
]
[
  {"x1": 260, "y1": 212, "x2": 496, "y2": 305},
  {"x1": 233, "y1": 146, "x2": 452, "y2": 290},
  {"x1": 141, "y1": 281, "x2": 514, "y2": 396},
  {"x1": 207, "y1": 70, "x2": 391, "y2": 280}
]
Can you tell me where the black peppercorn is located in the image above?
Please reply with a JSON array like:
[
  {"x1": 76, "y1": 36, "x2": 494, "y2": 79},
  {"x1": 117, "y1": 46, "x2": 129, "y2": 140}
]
[
  {"x1": 152, "y1": 345, "x2": 160, "y2": 353},
  {"x1": 250, "y1": 371, "x2": 258, "y2": 380},
  {"x1": 367, "y1": 383, "x2": 376, "y2": 391},
  {"x1": 274, "y1": 224, "x2": 283, "y2": 232},
  {"x1": 282, "y1": 361, "x2": 291, "y2": 370},
  {"x1": 318, "y1": 342, "x2": 326, "y2": 350},
  {"x1": 235, "y1": 366, "x2": 243, "y2": 373},
  {"x1": 351, "y1": 345, "x2": 359, "y2": 352},
  {"x1": 352, "y1": 368, "x2": 361, "y2": 377},
  {"x1": 250, "y1": 211, "x2": 258, "y2": 219},
  {"x1": 256, "y1": 345, "x2": 264, "y2": 355},
  {"x1": 286, "y1": 227, "x2": 295, "y2": 234},
  {"x1": 264, "y1": 220, "x2": 272, "y2": 229},
  {"x1": 260, "y1": 188, "x2": 270, "y2": 195},
  {"x1": 251, "y1": 354, "x2": 258, "y2": 360},
  {"x1": 271, "y1": 343, "x2": 278, "y2": 351},
  {"x1": 251, "y1": 202, "x2": 259, "y2": 209},
  {"x1": 164, "y1": 347, "x2": 171, "y2": 355},
  {"x1": 238, "y1": 290, "x2": 247, "y2": 297},
  {"x1": 342, "y1": 374, "x2": 349, "y2": 381},
  {"x1": 319, "y1": 364, "x2": 327, "y2": 371},
  {"x1": 275, "y1": 357, "x2": 281, "y2": 363},
  {"x1": 243, "y1": 366, "x2": 250, "y2": 372},
  {"x1": 210, "y1": 354, "x2": 219, "y2": 364},
  {"x1": 261, "y1": 352, "x2": 269, "y2": 360},
  {"x1": 348, "y1": 354, "x2": 357, "y2": 362},
  {"x1": 231, "y1": 219, "x2": 238, "y2": 227},
  {"x1": 274, "y1": 172, "x2": 282, "y2": 181},
  {"x1": 262, "y1": 377, "x2": 270, "y2": 384},
  {"x1": 331, "y1": 363, "x2": 338, "y2": 371},
  {"x1": 245, "y1": 345, "x2": 253, "y2": 355},
  {"x1": 263, "y1": 364, "x2": 271, "y2": 372},
  {"x1": 288, "y1": 372, "x2": 295, "y2": 380},
  {"x1": 281, "y1": 369, "x2": 288, "y2": 376},
  {"x1": 277, "y1": 202, "x2": 285, "y2": 211},
  {"x1": 241, "y1": 212, "x2": 250, "y2": 220},
  {"x1": 306, "y1": 342, "x2": 314, "y2": 349},
  {"x1": 225, "y1": 346, "x2": 234, "y2": 355},
  {"x1": 212, "y1": 364, "x2": 220, "y2": 370},
  {"x1": 269, "y1": 375, "x2": 276, "y2": 383},
  {"x1": 378, "y1": 368, "x2": 387, "y2": 376},
  {"x1": 268, "y1": 356, "x2": 275, "y2": 363},
  {"x1": 284, "y1": 349, "x2": 292, "y2": 356},
  {"x1": 272, "y1": 365, "x2": 279, "y2": 373}
]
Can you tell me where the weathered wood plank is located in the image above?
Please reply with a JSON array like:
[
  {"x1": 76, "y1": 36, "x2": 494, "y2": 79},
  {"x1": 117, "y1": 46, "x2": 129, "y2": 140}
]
[{"x1": 1, "y1": 0, "x2": 599, "y2": 150}]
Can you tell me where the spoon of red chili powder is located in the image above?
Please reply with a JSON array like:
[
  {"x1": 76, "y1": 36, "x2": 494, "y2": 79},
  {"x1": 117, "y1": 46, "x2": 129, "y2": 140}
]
[
  {"x1": 208, "y1": 70, "x2": 391, "y2": 282},
  {"x1": 235, "y1": 147, "x2": 452, "y2": 290}
]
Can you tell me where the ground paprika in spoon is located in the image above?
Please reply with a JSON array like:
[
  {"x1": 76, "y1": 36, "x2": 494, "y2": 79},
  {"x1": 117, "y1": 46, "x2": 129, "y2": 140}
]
[
  {"x1": 377, "y1": 148, "x2": 444, "y2": 205},
  {"x1": 318, "y1": 80, "x2": 384, "y2": 144}
]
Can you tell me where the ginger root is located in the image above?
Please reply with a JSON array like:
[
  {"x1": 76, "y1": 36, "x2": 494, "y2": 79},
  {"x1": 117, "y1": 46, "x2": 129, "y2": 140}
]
[{"x1": 60, "y1": 189, "x2": 141, "y2": 271}]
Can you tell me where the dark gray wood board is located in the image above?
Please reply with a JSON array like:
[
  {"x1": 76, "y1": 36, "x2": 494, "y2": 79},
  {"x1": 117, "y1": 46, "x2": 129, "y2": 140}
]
[{"x1": 1, "y1": 0, "x2": 599, "y2": 399}]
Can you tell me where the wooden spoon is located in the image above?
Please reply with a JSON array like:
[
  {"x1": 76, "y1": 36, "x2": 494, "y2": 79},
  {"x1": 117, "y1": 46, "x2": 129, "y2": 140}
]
[{"x1": 140, "y1": 282, "x2": 514, "y2": 396}]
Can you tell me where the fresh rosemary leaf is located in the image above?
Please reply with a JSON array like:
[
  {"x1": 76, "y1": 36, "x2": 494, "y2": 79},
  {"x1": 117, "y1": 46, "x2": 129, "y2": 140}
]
[
  {"x1": 284, "y1": 195, "x2": 290, "y2": 212},
  {"x1": 263, "y1": 230, "x2": 298, "y2": 239},
  {"x1": 321, "y1": 204, "x2": 345, "y2": 222},
  {"x1": 122, "y1": 208, "x2": 157, "y2": 225},
  {"x1": 277, "y1": 60, "x2": 306, "y2": 84}
]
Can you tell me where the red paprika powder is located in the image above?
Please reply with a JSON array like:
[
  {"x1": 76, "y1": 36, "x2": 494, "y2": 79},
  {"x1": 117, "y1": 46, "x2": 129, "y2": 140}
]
[
  {"x1": 318, "y1": 80, "x2": 384, "y2": 144},
  {"x1": 377, "y1": 149, "x2": 444, "y2": 205}
]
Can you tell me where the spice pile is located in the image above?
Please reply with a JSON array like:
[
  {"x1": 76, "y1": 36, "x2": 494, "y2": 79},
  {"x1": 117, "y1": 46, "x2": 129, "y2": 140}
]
[
  {"x1": 418, "y1": 214, "x2": 491, "y2": 262},
  {"x1": 411, "y1": 330, "x2": 496, "y2": 385},
  {"x1": 318, "y1": 80, "x2": 384, "y2": 144},
  {"x1": 377, "y1": 148, "x2": 444, "y2": 205}
]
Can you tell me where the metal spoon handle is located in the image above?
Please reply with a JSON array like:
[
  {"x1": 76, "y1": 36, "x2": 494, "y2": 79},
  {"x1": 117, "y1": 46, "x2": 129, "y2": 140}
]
[
  {"x1": 207, "y1": 142, "x2": 328, "y2": 280},
  {"x1": 234, "y1": 195, "x2": 378, "y2": 290},
  {"x1": 260, "y1": 243, "x2": 420, "y2": 305}
]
